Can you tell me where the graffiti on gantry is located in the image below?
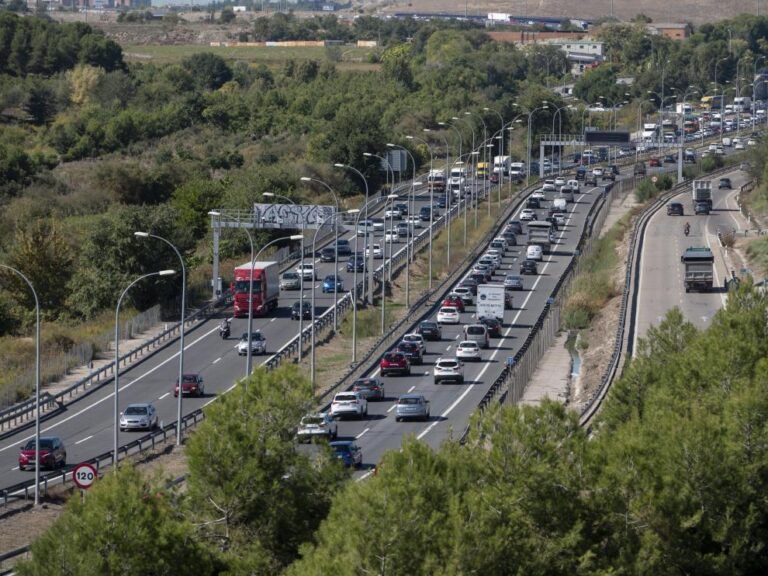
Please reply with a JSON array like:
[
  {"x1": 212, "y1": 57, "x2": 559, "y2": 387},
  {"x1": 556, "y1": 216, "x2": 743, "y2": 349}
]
[{"x1": 253, "y1": 203, "x2": 335, "y2": 230}]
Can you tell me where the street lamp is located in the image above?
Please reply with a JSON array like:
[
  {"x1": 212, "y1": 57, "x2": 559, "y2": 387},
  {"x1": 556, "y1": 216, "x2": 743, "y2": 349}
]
[
  {"x1": 114, "y1": 269, "x2": 176, "y2": 466},
  {"x1": 335, "y1": 163, "x2": 373, "y2": 304},
  {"x1": 513, "y1": 101, "x2": 549, "y2": 185},
  {"x1": 466, "y1": 111, "x2": 488, "y2": 218},
  {"x1": 386, "y1": 143, "x2": 418, "y2": 308},
  {"x1": 262, "y1": 192, "x2": 306, "y2": 359},
  {"x1": 483, "y1": 106, "x2": 505, "y2": 198},
  {"x1": 0, "y1": 265, "x2": 40, "y2": 505},
  {"x1": 380, "y1": 194, "x2": 398, "y2": 334},
  {"x1": 406, "y1": 134, "x2": 435, "y2": 289},
  {"x1": 133, "y1": 232, "x2": 187, "y2": 447},
  {"x1": 299, "y1": 178, "x2": 340, "y2": 330}
]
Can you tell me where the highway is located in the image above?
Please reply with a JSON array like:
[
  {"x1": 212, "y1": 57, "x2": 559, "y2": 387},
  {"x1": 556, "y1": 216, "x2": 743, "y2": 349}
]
[
  {"x1": 0, "y1": 181, "x2": 462, "y2": 486},
  {"x1": 0, "y1": 132, "x2": 745, "y2": 489},
  {"x1": 634, "y1": 169, "x2": 750, "y2": 343}
]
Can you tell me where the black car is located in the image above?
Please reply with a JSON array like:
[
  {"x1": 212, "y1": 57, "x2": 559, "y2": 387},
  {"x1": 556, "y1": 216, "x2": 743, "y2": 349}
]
[
  {"x1": 469, "y1": 272, "x2": 489, "y2": 284},
  {"x1": 608, "y1": 164, "x2": 620, "y2": 175},
  {"x1": 396, "y1": 341, "x2": 423, "y2": 365},
  {"x1": 417, "y1": 321, "x2": 442, "y2": 341},
  {"x1": 520, "y1": 259, "x2": 538, "y2": 275},
  {"x1": 419, "y1": 206, "x2": 432, "y2": 221},
  {"x1": 346, "y1": 256, "x2": 365, "y2": 273},
  {"x1": 395, "y1": 203, "x2": 408, "y2": 216},
  {"x1": 478, "y1": 316, "x2": 502, "y2": 338},
  {"x1": 718, "y1": 177, "x2": 732, "y2": 189},
  {"x1": 506, "y1": 221, "x2": 523, "y2": 235},
  {"x1": 435, "y1": 196, "x2": 447, "y2": 208},
  {"x1": 694, "y1": 202, "x2": 710, "y2": 215},
  {"x1": 526, "y1": 197, "x2": 541, "y2": 209},
  {"x1": 501, "y1": 231, "x2": 517, "y2": 246},
  {"x1": 319, "y1": 247, "x2": 336, "y2": 262},
  {"x1": 291, "y1": 300, "x2": 312, "y2": 320},
  {"x1": 602, "y1": 170, "x2": 615, "y2": 181},
  {"x1": 664, "y1": 154, "x2": 677, "y2": 164},
  {"x1": 585, "y1": 175, "x2": 597, "y2": 186},
  {"x1": 667, "y1": 202, "x2": 684, "y2": 216}
]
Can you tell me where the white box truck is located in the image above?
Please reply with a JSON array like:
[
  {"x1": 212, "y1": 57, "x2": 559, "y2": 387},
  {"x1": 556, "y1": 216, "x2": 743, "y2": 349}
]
[
  {"x1": 476, "y1": 284, "x2": 505, "y2": 321},
  {"x1": 492, "y1": 156, "x2": 511, "y2": 175}
]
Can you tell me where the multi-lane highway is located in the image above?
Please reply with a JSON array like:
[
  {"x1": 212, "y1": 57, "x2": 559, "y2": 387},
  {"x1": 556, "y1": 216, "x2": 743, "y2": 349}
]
[
  {"x1": 0, "y1": 181, "x2": 463, "y2": 487},
  {"x1": 634, "y1": 169, "x2": 749, "y2": 342}
]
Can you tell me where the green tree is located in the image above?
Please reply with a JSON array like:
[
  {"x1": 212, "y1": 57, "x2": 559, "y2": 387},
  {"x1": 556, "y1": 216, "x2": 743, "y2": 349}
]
[
  {"x1": 186, "y1": 365, "x2": 348, "y2": 569},
  {"x1": 16, "y1": 465, "x2": 219, "y2": 576},
  {"x1": 219, "y1": 6, "x2": 236, "y2": 23},
  {"x1": 171, "y1": 177, "x2": 226, "y2": 238},
  {"x1": 181, "y1": 52, "x2": 233, "y2": 90},
  {"x1": 3, "y1": 220, "x2": 74, "y2": 317}
]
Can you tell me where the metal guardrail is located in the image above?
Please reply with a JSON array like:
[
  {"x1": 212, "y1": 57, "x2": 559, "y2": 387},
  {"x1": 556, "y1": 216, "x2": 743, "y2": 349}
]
[{"x1": 578, "y1": 164, "x2": 737, "y2": 427}]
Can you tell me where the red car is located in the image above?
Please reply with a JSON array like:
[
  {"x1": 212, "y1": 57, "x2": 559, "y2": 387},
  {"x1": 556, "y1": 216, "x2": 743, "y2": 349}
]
[
  {"x1": 380, "y1": 352, "x2": 411, "y2": 376},
  {"x1": 174, "y1": 373, "x2": 205, "y2": 397},
  {"x1": 19, "y1": 436, "x2": 67, "y2": 471},
  {"x1": 649, "y1": 157, "x2": 661, "y2": 167},
  {"x1": 441, "y1": 294, "x2": 465, "y2": 312}
]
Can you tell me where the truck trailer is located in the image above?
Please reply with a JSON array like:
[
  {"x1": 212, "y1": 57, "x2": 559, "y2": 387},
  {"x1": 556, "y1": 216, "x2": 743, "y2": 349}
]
[
  {"x1": 681, "y1": 247, "x2": 714, "y2": 293},
  {"x1": 526, "y1": 221, "x2": 553, "y2": 253},
  {"x1": 692, "y1": 180, "x2": 713, "y2": 212},
  {"x1": 232, "y1": 260, "x2": 280, "y2": 317},
  {"x1": 476, "y1": 284, "x2": 506, "y2": 321}
]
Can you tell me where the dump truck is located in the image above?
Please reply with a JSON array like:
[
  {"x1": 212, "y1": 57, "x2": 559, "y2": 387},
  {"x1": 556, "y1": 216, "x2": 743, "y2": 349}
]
[
  {"x1": 526, "y1": 221, "x2": 553, "y2": 253},
  {"x1": 681, "y1": 247, "x2": 714, "y2": 293}
]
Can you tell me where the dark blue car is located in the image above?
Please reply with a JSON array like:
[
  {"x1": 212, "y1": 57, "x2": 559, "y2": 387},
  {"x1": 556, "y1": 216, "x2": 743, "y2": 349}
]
[
  {"x1": 322, "y1": 275, "x2": 343, "y2": 293},
  {"x1": 346, "y1": 256, "x2": 365, "y2": 273},
  {"x1": 330, "y1": 441, "x2": 362, "y2": 468}
]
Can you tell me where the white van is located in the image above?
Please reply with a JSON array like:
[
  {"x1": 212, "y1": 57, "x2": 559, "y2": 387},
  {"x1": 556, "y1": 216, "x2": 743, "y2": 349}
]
[
  {"x1": 567, "y1": 179, "x2": 579, "y2": 192},
  {"x1": 552, "y1": 198, "x2": 567, "y2": 213},
  {"x1": 722, "y1": 137, "x2": 732, "y2": 147},
  {"x1": 526, "y1": 245, "x2": 543, "y2": 261}
]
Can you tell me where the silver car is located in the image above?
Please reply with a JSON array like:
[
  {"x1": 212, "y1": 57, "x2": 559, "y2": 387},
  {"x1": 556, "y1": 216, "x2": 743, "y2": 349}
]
[
  {"x1": 395, "y1": 394, "x2": 430, "y2": 422},
  {"x1": 119, "y1": 403, "x2": 158, "y2": 431},
  {"x1": 296, "y1": 412, "x2": 338, "y2": 443},
  {"x1": 280, "y1": 271, "x2": 301, "y2": 290},
  {"x1": 237, "y1": 332, "x2": 266, "y2": 356}
]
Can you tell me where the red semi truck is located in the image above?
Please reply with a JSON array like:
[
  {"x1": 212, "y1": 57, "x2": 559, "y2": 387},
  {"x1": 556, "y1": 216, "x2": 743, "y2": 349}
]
[{"x1": 232, "y1": 261, "x2": 280, "y2": 318}]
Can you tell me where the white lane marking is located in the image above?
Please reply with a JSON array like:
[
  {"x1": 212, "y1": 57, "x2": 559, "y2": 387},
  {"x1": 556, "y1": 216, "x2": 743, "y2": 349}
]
[
  {"x1": 387, "y1": 404, "x2": 397, "y2": 413},
  {"x1": 158, "y1": 392, "x2": 171, "y2": 400},
  {"x1": 407, "y1": 385, "x2": 415, "y2": 392},
  {"x1": 445, "y1": 345, "x2": 452, "y2": 351},
  {"x1": 212, "y1": 357, "x2": 222, "y2": 365},
  {"x1": 75, "y1": 435, "x2": 93, "y2": 445},
  {"x1": 416, "y1": 192, "x2": 584, "y2": 441},
  {"x1": 356, "y1": 427, "x2": 370, "y2": 439},
  {"x1": 11, "y1": 466, "x2": 18, "y2": 471},
  {"x1": 357, "y1": 469, "x2": 375, "y2": 482},
  {"x1": 0, "y1": 322, "x2": 223, "y2": 454},
  {"x1": 270, "y1": 317, "x2": 277, "y2": 322}
]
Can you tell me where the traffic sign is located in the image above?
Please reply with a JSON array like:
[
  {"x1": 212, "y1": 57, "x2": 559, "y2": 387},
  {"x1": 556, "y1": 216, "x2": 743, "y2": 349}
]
[
  {"x1": 73, "y1": 463, "x2": 97, "y2": 490},
  {"x1": 652, "y1": 176, "x2": 658, "y2": 183}
]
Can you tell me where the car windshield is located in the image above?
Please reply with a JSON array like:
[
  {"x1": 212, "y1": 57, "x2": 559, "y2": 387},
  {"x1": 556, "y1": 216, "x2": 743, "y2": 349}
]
[
  {"x1": 354, "y1": 379, "x2": 374, "y2": 388},
  {"x1": 335, "y1": 394, "x2": 356, "y2": 402},
  {"x1": 440, "y1": 308, "x2": 456, "y2": 314},
  {"x1": 25, "y1": 439, "x2": 54, "y2": 450},
  {"x1": 384, "y1": 353, "x2": 403, "y2": 361},
  {"x1": 398, "y1": 397, "x2": 422, "y2": 405},
  {"x1": 234, "y1": 280, "x2": 262, "y2": 293},
  {"x1": 421, "y1": 322, "x2": 437, "y2": 329},
  {"x1": 301, "y1": 416, "x2": 324, "y2": 425},
  {"x1": 325, "y1": 276, "x2": 336, "y2": 282},
  {"x1": 439, "y1": 361, "x2": 458, "y2": 368},
  {"x1": 182, "y1": 375, "x2": 198, "y2": 383},
  {"x1": 460, "y1": 342, "x2": 478, "y2": 348},
  {"x1": 283, "y1": 272, "x2": 298, "y2": 279},
  {"x1": 124, "y1": 406, "x2": 148, "y2": 415},
  {"x1": 467, "y1": 326, "x2": 485, "y2": 335}
]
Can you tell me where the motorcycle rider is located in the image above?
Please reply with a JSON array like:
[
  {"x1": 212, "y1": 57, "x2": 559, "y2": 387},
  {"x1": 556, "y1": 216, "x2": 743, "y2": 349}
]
[
  {"x1": 219, "y1": 318, "x2": 231, "y2": 338},
  {"x1": 684, "y1": 221, "x2": 691, "y2": 236}
]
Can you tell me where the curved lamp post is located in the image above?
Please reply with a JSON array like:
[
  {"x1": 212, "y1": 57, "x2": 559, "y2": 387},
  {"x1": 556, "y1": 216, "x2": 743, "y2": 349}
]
[
  {"x1": 0, "y1": 265, "x2": 40, "y2": 505},
  {"x1": 115, "y1": 269, "x2": 176, "y2": 466},
  {"x1": 406, "y1": 134, "x2": 435, "y2": 289}
]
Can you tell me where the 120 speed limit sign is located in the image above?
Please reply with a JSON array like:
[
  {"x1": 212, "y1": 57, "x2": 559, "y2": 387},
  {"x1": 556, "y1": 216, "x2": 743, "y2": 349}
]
[{"x1": 73, "y1": 463, "x2": 97, "y2": 490}]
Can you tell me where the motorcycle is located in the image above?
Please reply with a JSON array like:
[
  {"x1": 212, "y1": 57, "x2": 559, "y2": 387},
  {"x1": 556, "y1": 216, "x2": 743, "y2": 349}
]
[
  {"x1": 218, "y1": 321, "x2": 230, "y2": 339},
  {"x1": 684, "y1": 223, "x2": 690, "y2": 237}
]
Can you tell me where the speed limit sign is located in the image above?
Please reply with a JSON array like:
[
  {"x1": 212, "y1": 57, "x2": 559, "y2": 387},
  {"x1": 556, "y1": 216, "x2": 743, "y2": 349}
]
[{"x1": 73, "y1": 463, "x2": 97, "y2": 490}]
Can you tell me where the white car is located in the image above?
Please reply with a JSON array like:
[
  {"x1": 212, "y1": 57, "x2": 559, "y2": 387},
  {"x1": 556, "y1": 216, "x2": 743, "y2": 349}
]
[
  {"x1": 434, "y1": 358, "x2": 464, "y2": 384},
  {"x1": 592, "y1": 167, "x2": 604, "y2": 177},
  {"x1": 296, "y1": 263, "x2": 316, "y2": 281},
  {"x1": 748, "y1": 138, "x2": 758, "y2": 146},
  {"x1": 735, "y1": 142, "x2": 745, "y2": 150},
  {"x1": 486, "y1": 248, "x2": 503, "y2": 259},
  {"x1": 567, "y1": 179, "x2": 579, "y2": 192},
  {"x1": 237, "y1": 331, "x2": 267, "y2": 356},
  {"x1": 384, "y1": 230, "x2": 400, "y2": 243},
  {"x1": 407, "y1": 215, "x2": 423, "y2": 228},
  {"x1": 456, "y1": 340, "x2": 482, "y2": 361},
  {"x1": 553, "y1": 213, "x2": 566, "y2": 226},
  {"x1": 530, "y1": 189, "x2": 546, "y2": 200},
  {"x1": 484, "y1": 253, "x2": 502, "y2": 268},
  {"x1": 526, "y1": 245, "x2": 543, "y2": 261},
  {"x1": 520, "y1": 209, "x2": 537, "y2": 221},
  {"x1": 437, "y1": 306, "x2": 460, "y2": 324},
  {"x1": 401, "y1": 333, "x2": 426, "y2": 354},
  {"x1": 384, "y1": 208, "x2": 402, "y2": 219},
  {"x1": 330, "y1": 391, "x2": 368, "y2": 420},
  {"x1": 365, "y1": 243, "x2": 383, "y2": 259},
  {"x1": 451, "y1": 286, "x2": 474, "y2": 305},
  {"x1": 371, "y1": 219, "x2": 385, "y2": 232},
  {"x1": 554, "y1": 177, "x2": 566, "y2": 187},
  {"x1": 541, "y1": 182, "x2": 556, "y2": 193},
  {"x1": 296, "y1": 412, "x2": 338, "y2": 442}
]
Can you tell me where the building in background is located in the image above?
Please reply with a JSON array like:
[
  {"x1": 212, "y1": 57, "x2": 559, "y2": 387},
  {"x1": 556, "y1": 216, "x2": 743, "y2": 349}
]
[{"x1": 647, "y1": 22, "x2": 691, "y2": 40}]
